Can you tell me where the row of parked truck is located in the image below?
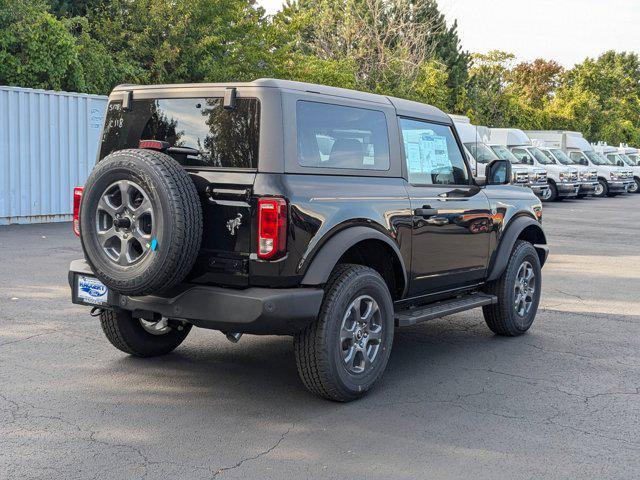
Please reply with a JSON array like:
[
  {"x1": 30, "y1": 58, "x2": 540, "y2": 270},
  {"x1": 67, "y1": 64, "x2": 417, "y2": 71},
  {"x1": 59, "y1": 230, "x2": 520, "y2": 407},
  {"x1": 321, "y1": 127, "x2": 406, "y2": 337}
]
[{"x1": 452, "y1": 116, "x2": 640, "y2": 201}]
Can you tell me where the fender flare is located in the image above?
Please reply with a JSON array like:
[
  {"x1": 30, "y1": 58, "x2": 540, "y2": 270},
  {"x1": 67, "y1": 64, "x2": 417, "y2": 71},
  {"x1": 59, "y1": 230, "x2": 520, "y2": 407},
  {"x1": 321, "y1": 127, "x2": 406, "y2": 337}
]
[
  {"x1": 301, "y1": 226, "x2": 408, "y2": 295},
  {"x1": 487, "y1": 216, "x2": 548, "y2": 282}
]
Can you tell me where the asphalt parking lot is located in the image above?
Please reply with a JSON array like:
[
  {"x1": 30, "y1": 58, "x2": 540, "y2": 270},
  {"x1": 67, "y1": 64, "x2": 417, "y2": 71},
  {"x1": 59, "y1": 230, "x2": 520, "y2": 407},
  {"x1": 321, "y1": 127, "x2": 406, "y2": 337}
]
[{"x1": 1, "y1": 194, "x2": 639, "y2": 480}]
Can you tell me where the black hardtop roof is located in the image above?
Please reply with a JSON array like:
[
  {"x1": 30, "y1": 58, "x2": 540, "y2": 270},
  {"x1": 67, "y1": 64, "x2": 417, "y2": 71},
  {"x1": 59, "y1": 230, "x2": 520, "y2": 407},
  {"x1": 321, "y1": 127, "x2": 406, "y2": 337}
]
[{"x1": 112, "y1": 78, "x2": 452, "y2": 124}]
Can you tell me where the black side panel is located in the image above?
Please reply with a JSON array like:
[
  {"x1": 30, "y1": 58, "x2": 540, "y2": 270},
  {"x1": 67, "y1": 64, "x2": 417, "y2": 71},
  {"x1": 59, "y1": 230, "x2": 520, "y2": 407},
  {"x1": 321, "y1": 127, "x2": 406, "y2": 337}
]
[
  {"x1": 301, "y1": 226, "x2": 408, "y2": 296},
  {"x1": 248, "y1": 173, "x2": 412, "y2": 289}
]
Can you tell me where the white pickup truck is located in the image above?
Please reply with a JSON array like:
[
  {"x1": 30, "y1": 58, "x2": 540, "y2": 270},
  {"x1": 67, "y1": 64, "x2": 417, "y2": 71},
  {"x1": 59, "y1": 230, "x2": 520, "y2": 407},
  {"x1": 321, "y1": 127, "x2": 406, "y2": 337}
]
[
  {"x1": 538, "y1": 146, "x2": 598, "y2": 198},
  {"x1": 603, "y1": 145, "x2": 640, "y2": 193},
  {"x1": 451, "y1": 116, "x2": 549, "y2": 199},
  {"x1": 526, "y1": 131, "x2": 632, "y2": 197},
  {"x1": 489, "y1": 128, "x2": 579, "y2": 202}
]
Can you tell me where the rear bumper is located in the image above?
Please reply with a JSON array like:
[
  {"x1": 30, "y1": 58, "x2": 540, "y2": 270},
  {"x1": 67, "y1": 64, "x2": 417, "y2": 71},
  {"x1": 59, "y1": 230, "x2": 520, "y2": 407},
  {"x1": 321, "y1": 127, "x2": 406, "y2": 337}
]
[
  {"x1": 557, "y1": 183, "x2": 579, "y2": 197},
  {"x1": 69, "y1": 259, "x2": 324, "y2": 335}
]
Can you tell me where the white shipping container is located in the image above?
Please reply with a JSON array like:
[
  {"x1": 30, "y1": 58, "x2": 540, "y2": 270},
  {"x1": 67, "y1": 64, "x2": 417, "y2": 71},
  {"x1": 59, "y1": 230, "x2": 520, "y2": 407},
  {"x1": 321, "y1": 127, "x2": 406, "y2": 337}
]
[{"x1": 0, "y1": 86, "x2": 108, "y2": 224}]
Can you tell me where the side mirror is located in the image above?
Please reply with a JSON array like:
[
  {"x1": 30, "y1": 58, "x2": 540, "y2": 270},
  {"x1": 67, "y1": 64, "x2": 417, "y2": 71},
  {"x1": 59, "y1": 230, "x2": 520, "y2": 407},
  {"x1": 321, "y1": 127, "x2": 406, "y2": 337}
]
[
  {"x1": 617, "y1": 160, "x2": 624, "y2": 166},
  {"x1": 486, "y1": 159, "x2": 512, "y2": 185}
]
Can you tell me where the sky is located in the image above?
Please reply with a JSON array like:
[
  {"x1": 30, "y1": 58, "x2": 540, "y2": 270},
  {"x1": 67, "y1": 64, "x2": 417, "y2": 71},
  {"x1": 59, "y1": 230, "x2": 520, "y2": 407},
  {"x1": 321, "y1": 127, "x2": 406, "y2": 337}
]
[{"x1": 256, "y1": 0, "x2": 640, "y2": 67}]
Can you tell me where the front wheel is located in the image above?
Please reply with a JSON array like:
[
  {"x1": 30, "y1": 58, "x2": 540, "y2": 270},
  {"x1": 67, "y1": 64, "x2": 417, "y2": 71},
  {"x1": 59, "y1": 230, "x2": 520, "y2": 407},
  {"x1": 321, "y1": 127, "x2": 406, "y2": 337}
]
[
  {"x1": 541, "y1": 183, "x2": 555, "y2": 202},
  {"x1": 482, "y1": 241, "x2": 542, "y2": 336},
  {"x1": 630, "y1": 178, "x2": 640, "y2": 194},
  {"x1": 594, "y1": 179, "x2": 608, "y2": 198},
  {"x1": 294, "y1": 264, "x2": 394, "y2": 402},
  {"x1": 100, "y1": 309, "x2": 192, "y2": 357}
]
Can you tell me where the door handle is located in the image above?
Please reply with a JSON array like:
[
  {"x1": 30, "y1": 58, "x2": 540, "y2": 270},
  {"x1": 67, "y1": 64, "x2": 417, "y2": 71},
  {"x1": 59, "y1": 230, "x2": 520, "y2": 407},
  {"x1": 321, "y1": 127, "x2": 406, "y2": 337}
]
[{"x1": 414, "y1": 206, "x2": 438, "y2": 216}]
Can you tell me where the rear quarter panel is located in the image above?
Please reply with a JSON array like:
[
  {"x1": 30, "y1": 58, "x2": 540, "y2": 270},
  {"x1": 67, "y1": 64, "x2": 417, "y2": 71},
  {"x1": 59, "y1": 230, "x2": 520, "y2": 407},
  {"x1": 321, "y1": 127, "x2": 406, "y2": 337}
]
[{"x1": 249, "y1": 173, "x2": 412, "y2": 287}]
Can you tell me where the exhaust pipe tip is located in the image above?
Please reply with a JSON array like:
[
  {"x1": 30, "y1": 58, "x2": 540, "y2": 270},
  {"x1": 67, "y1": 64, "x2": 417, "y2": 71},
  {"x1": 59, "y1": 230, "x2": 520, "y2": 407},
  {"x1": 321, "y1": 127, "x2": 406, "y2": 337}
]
[{"x1": 225, "y1": 332, "x2": 243, "y2": 343}]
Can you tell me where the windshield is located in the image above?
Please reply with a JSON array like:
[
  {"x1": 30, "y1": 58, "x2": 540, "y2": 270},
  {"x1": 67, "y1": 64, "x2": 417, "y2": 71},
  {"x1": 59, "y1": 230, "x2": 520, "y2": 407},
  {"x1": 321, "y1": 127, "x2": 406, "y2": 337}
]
[
  {"x1": 619, "y1": 154, "x2": 636, "y2": 166},
  {"x1": 584, "y1": 150, "x2": 611, "y2": 166},
  {"x1": 490, "y1": 145, "x2": 523, "y2": 164},
  {"x1": 540, "y1": 149, "x2": 555, "y2": 161},
  {"x1": 550, "y1": 148, "x2": 575, "y2": 165},
  {"x1": 464, "y1": 142, "x2": 498, "y2": 163},
  {"x1": 530, "y1": 147, "x2": 554, "y2": 165}
]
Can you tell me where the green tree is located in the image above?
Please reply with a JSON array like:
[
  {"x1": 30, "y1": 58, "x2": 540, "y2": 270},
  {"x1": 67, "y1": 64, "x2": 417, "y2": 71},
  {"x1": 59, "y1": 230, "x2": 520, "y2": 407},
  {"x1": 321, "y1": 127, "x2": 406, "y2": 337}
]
[
  {"x1": 412, "y1": 1, "x2": 469, "y2": 109},
  {"x1": 48, "y1": 0, "x2": 101, "y2": 17},
  {"x1": 507, "y1": 58, "x2": 564, "y2": 109},
  {"x1": 88, "y1": 0, "x2": 270, "y2": 86},
  {"x1": 0, "y1": 0, "x2": 84, "y2": 91},
  {"x1": 273, "y1": 0, "x2": 455, "y2": 98},
  {"x1": 549, "y1": 51, "x2": 640, "y2": 144}
]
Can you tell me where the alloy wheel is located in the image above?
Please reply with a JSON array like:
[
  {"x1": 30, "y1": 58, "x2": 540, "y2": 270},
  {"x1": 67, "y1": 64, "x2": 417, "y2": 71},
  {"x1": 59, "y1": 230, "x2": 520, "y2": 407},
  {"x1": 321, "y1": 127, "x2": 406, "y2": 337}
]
[
  {"x1": 339, "y1": 295, "x2": 384, "y2": 374},
  {"x1": 95, "y1": 180, "x2": 155, "y2": 266},
  {"x1": 513, "y1": 261, "x2": 536, "y2": 318}
]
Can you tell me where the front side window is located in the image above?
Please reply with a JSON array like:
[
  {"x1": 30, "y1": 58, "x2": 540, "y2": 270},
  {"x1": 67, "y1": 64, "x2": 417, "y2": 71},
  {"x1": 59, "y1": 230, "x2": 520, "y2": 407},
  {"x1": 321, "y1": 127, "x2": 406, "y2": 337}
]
[
  {"x1": 511, "y1": 148, "x2": 532, "y2": 162},
  {"x1": 296, "y1": 101, "x2": 390, "y2": 170},
  {"x1": 101, "y1": 98, "x2": 260, "y2": 168},
  {"x1": 628, "y1": 154, "x2": 639, "y2": 165},
  {"x1": 400, "y1": 118, "x2": 469, "y2": 185},
  {"x1": 464, "y1": 142, "x2": 498, "y2": 163},
  {"x1": 570, "y1": 151, "x2": 588, "y2": 164}
]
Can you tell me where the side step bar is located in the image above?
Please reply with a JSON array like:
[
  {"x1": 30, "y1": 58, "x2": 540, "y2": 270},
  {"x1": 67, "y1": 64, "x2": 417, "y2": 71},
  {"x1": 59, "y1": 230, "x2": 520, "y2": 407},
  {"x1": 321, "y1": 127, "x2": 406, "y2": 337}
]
[{"x1": 395, "y1": 293, "x2": 497, "y2": 327}]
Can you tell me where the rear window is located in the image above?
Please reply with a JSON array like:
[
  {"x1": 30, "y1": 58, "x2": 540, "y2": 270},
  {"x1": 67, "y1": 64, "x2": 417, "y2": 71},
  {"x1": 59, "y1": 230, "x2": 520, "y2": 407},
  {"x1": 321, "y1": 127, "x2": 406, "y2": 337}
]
[
  {"x1": 100, "y1": 97, "x2": 260, "y2": 169},
  {"x1": 296, "y1": 101, "x2": 390, "y2": 171}
]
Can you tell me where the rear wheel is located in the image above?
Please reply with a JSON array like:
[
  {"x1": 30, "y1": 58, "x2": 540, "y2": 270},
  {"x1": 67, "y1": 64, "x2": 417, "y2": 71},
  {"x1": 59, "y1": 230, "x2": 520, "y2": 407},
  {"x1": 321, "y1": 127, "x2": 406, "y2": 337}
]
[
  {"x1": 594, "y1": 179, "x2": 608, "y2": 198},
  {"x1": 294, "y1": 264, "x2": 394, "y2": 402},
  {"x1": 482, "y1": 241, "x2": 541, "y2": 336},
  {"x1": 100, "y1": 309, "x2": 192, "y2": 357}
]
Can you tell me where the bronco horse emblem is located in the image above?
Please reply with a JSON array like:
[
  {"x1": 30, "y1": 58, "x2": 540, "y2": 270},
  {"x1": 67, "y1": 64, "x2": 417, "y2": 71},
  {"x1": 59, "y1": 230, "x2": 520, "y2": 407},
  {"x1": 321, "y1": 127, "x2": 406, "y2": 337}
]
[{"x1": 226, "y1": 213, "x2": 243, "y2": 236}]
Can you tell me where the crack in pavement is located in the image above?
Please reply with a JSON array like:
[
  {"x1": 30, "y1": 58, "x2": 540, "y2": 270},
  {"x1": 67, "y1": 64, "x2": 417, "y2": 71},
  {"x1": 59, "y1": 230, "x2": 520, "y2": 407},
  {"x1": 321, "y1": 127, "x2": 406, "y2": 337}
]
[
  {"x1": 551, "y1": 288, "x2": 585, "y2": 301},
  {"x1": 584, "y1": 387, "x2": 640, "y2": 404},
  {"x1": 211, "y1": 423, "x2": 295, "y2": 478},
  {"x1": 0, "y1": 329, "x2": 61, "y2": 348}
]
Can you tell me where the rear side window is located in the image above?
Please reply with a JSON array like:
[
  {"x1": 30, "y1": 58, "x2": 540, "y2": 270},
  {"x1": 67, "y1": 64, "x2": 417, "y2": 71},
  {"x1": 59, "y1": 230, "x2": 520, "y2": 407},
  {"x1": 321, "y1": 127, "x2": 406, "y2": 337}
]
[
  {"x1": 100, "y1": 98, "x2": 260, "y2": 169},
  {"x1": 296, "y1": 101, "x2": 390, "y2": 170}
]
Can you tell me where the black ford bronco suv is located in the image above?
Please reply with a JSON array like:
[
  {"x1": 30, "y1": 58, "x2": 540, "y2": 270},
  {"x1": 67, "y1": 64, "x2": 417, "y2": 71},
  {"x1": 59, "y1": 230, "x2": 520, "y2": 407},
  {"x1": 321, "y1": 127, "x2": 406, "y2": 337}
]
[{"x1": 69, "y1": 79, "x2": 548, "y2": 402}]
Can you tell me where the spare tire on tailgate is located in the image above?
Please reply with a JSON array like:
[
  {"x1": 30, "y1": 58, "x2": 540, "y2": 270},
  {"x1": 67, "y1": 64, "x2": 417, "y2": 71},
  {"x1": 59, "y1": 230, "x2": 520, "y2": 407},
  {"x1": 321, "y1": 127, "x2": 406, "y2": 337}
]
[{"x1": 80, "y1": 149, "x2": 203, "y2": 296}]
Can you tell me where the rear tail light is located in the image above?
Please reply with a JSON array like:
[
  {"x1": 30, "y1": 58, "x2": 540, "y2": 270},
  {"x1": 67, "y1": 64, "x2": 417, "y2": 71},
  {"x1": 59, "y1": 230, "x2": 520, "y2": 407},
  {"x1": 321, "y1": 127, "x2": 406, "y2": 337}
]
[
  {"x1": 257, "y1": 198, "x2": 287, "y2": 260},
  {"x1": 139, "y1": 139, "x2": 169, "y2": 151},
  {"x1": 73, "y1": 186, "x2": 84, "y2": 236}
]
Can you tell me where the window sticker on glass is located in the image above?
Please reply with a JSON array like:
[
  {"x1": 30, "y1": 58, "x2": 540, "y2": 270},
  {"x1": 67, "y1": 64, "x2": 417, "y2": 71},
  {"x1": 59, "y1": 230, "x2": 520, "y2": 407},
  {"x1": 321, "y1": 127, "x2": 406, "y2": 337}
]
[
  {"x1": 403, "y1": 129, "x2": 449, "y2": 174},
  {"x1": 400, "y1": 118, "x2": 469, "y2": 185}
]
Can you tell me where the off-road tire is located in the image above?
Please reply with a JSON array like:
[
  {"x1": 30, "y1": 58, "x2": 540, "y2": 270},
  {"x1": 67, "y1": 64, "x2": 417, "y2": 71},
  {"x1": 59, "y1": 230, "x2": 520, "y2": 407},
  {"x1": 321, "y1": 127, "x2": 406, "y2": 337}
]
[
  {"x1": 80, "y1": 149, "x2": 202, "y2": 296},
  {"x1": 482, "y1": 241, "x2": 541, "y2": 336},
  {"x1": 100, "y1": 309, "x2": 192, "y2": 357},
  {"x1": 294, "y1": 264, "x2": 394, "y2": 402}
]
